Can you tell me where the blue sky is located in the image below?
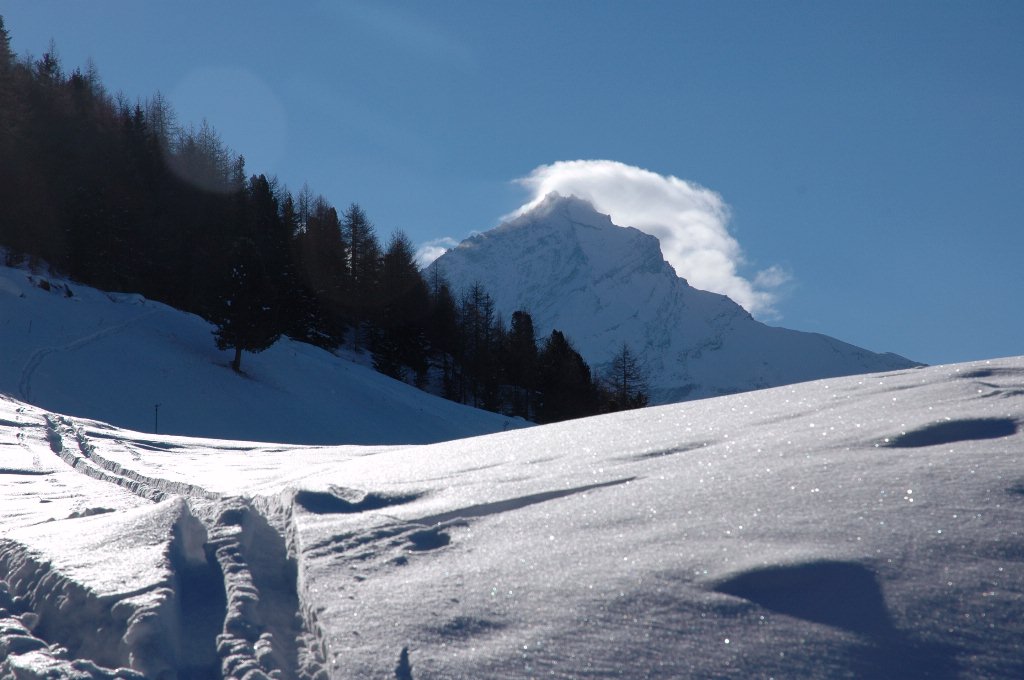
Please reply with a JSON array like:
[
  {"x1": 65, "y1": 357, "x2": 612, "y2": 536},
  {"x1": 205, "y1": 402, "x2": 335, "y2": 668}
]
[{"x1": 3, "y1": 1, "x2": 1022, "y2": 366}]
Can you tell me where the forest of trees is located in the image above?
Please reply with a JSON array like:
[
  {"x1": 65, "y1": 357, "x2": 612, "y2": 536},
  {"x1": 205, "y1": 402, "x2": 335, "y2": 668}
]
[{"x1": 0, "y1": 18, "x2": 648, "y2": 424}]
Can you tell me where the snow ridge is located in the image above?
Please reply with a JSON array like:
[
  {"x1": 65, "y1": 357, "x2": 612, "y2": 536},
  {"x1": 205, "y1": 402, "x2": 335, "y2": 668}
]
[{"x1": 0, "y1": 499, "x2": 205, "y2": 678}]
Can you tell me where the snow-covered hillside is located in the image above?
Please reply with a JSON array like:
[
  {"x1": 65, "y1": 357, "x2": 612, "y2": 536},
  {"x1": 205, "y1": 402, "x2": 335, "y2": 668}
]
[
  {"x1": 0, "y1": 264, "x2": 519, "y2": 445},
  {"x1": 2, "y1": 357, "x2": 1022, "y2": 678},
  {"x1": 428, "y1": 193, "x2": 919, "y2": 403}
]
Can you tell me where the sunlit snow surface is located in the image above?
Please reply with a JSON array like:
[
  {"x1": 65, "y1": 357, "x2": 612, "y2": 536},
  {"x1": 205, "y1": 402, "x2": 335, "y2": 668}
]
[{"x1": 2, "y1": 357, "x2": 1022, "y2": 678}]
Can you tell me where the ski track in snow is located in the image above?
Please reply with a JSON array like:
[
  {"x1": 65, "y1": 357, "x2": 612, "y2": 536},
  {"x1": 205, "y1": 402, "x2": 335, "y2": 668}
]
[
  {"x1": 17, "y1": 310, "x2": 159, "y2": 404},
  {"x1": 0, "y1": 406, "x2": 642, "y2": 680},
  {"x1": 0, "y1": 408, "x2": 318, "y2": 680}
]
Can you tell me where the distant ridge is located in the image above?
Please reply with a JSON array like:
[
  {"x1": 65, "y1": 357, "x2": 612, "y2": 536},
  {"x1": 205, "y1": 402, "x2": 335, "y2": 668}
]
[{"x1": 428, "y1": 193, "x2": 920, "y2": 403}]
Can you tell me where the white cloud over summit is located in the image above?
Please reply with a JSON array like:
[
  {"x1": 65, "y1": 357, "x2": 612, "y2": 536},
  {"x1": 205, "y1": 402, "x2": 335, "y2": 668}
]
[
  {"x1": 512, "y1": 160, "x2": 788, "y2": 318},
  {"x1": 415, "y1": 236, "x2": 460, "y2": 269}
]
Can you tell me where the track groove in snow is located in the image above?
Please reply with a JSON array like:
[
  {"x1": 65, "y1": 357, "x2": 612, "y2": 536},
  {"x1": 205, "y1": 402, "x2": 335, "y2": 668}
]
[
  {"x1": 4, "y1": 407, "x2": 314, "y2": 678},
  {"x1": 44, "y1": 414, "x2": 219, "y2": 501},
  {"x1": 17, "y1": 309, "x2": 158, "y2": 404},
  {"x1": 0, "y1": 499, "x2": 213, "y2": 679},
  {"x1": 202, "y1": 498, "x2": 304, "y2": 680},
  {"x1": 301, "y1": 478, "x2": 636, "y2": 563}
]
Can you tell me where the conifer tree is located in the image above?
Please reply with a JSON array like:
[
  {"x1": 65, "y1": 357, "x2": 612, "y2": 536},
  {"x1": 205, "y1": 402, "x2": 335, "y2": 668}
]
[
  {"x1": 295, "y1": 195, "x2": 348, "y2": 346},
  {"x1": 343, "y1": 203, "x2": 382, "y2": 350},
  {"x1": 459, "y1": 282, "x2": 500, "y2": 407},
  {"x1": 244, "y1": 174, "x2": 298, "y2": 331},
  {"x1": 536, "y1": 330, "x2": 597, "y2": 423},
  {"x1": 426, "y1": 274, "x2": 460, "y2": 399},
  {"x1": 212, "y1": 237, "x2": 281, "y2": 372},
  {"x1": 506, "y1": 310, "x2": 539, "y2": 419},
  {"x1": 34, "y1": 39, "x2": 63, "y2": 85},
  {"x1": 373, "y1": 231, "x2": 430, "y2": 382},
  {"x1": 0, "y1": 17, "x2": 14, "y2": 73},
  {"x1": 601, "y1": 342, "x2": 650, "y2": 411}
]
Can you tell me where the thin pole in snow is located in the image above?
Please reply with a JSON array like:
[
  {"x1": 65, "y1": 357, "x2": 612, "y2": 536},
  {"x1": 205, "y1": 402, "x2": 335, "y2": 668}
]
[{"x1": 154, "y1": 403, "x2": 161, "y2": 434}]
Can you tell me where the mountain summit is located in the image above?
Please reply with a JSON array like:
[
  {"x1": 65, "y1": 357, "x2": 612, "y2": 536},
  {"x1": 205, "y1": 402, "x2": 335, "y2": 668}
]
[{"x1": 428, "y1": 193, "x2": 919, "y2": 402}]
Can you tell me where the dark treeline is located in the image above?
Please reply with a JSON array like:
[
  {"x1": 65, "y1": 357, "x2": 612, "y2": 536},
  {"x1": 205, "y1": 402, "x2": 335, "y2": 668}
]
[
  {"x1": 422, "y1": 280, "x2": 648, "y2": 423},
  {"x1": 0, "y1": 20, "x2": 647, "y2": 424}
]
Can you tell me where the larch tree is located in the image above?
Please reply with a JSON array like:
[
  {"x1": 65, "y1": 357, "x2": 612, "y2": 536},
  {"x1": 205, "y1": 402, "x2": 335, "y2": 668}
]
[
  {"x1": 602, "y1": 341, "x2": 650, "y2": 411},
  {"x1": 459, "y1": 282, "x2": 501, "y2": 408}
]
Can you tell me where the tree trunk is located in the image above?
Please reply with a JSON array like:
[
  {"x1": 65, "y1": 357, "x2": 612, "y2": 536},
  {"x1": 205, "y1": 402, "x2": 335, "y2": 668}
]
[{"x1": 231, "y1": 346, "x2": 242, "y2": 373}]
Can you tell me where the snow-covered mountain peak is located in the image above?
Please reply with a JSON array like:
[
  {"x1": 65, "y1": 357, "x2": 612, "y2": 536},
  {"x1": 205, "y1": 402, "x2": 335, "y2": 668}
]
[
  {"x1": 431, "y1": 196, "x2": 918, "y2": 403},
  {"x1": 504, "y1": 191, "x2": 617, "y2": 231},
  {"x1": 460, "y1": 193, "x2": 665, "y2": 273},
  {"x1": 441, "y1": 193, "x2": 676, "y2": 313}
]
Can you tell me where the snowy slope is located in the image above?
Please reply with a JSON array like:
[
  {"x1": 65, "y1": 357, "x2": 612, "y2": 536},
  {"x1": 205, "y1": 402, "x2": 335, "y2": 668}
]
[
  {"x1": 0, "y1": 264, "x2": 520, "y2": 445},
  {"x1": 427, "y1": 193, "x2": 919, "y2": 403},
  {"x1": 2, "y1": 357, "x2": 1022, "y2": 678}
]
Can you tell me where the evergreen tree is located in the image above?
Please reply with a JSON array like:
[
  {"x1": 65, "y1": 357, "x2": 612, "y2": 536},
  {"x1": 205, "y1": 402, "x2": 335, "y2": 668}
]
[
  {"x1": 343, "y1": 203, "x2": 382, "y2": 350},
  {"x1": 296, "y1": 182, "x2": 314, "y2": 232},
  {"x1": 34, "y1": 39, "x2": 63, "y2": 85},
  {"x1": 506, "y1": 310, "x2": 539, "y2": 419},
  {"x1": 425, "y1": 274, "x2": 460, "y2": 400},
  {"x1": 484, "y1": 314, "x2": 508, "y2": 412},
  {"x1": 145, "y1": 91, "x2": 176, "y2": 152},
  {"x1": 162, "y1": 126, "x2": 239, "y2": 314},
  {"x1": 121, "y1": 94, "x2": 181, "y2": 303},
  {"x1": 536, "y1": 330, "x2": 597, "y2": 423},
  {"x1": 0, "y1": 17, "x2": 14, "y2": 79},
  {"x1": 0, "y1": 16, "x2": 31, "y2": 266},
  {"x1": 294, "y1": 195, "x2": 348, "y2": 346},
  {"x1": 212, "y1": 237, "x2": 281, "y2": 372},
  {"x1": 243, "y1": 174, "x2": 298, "y2": 330},
  {"x1": 281, "y1": 190, "x2": 322, "y2": 343},
  {"x1": 373, "y1": 231, "x2": 430, "y2": 382}
]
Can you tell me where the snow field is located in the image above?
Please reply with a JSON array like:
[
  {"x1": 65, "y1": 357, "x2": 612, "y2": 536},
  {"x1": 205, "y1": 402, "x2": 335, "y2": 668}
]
[{"x1": 2, "y1": 357, "x2": 1023, "y2": 677}]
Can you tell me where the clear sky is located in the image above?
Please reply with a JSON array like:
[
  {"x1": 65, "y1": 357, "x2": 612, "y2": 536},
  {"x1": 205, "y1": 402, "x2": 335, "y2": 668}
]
[{"x1": 3, "y1": 1, "x2": 1021, "y2": 366}]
